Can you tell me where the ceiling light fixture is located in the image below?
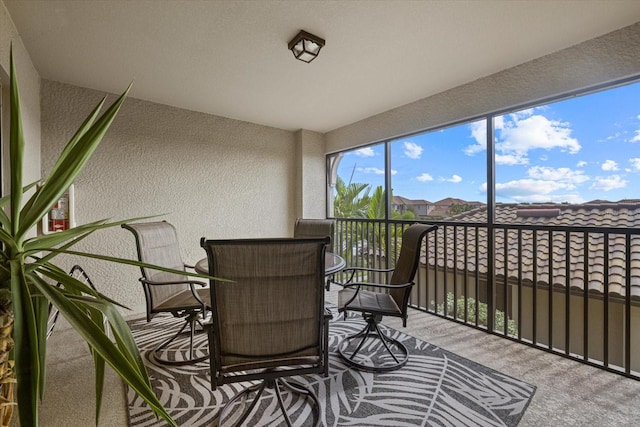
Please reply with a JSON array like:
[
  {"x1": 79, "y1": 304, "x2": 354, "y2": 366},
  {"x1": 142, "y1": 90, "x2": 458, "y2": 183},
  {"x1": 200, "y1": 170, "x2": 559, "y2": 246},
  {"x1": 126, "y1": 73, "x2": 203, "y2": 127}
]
[{"x1": 288, "y1": 30, "x2": 325, "y2": 63}]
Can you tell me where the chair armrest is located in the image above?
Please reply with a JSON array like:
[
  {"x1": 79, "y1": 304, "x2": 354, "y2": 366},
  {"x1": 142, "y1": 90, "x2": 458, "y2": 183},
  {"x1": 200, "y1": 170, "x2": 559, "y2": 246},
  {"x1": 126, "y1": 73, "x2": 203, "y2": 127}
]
[
  {"x1": 341, "y1": 281, "x2": 414, "y2": 291},
  {"x1": 340, "y1": 281, "x2": 414, "y2": 309},
  {"x1": 141, "y1": 278, "x2": 207, "y2": 287},
  {"x1": 140, "y1": 278, "x2": 210, "y2": 309},
  {"x1": 342, "y1": 266, "x2": 394, "y2": 274}
]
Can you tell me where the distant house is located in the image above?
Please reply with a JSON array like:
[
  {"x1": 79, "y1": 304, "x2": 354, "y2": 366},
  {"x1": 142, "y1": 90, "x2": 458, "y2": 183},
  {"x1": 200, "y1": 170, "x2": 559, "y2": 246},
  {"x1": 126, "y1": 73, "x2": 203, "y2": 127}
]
[
  {"x1": 416, "y1": 200, "x2": 640, "y2": 372},
  {"x1": 392, "y1": 196, "x2": 433, "y2": 217},
  {"x1": 431, "y1": 197, "x2": 484, "y2": 218},
  {"x1": 392, "y1": 196, "x2": 485, "y2": 219}
]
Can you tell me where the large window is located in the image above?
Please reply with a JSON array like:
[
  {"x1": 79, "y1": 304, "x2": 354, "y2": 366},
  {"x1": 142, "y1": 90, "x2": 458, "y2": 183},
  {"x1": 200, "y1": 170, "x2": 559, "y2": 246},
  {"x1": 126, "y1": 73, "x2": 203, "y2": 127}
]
[{"x1": 328, "y1": 79, "x2": 640, "y2": 219}]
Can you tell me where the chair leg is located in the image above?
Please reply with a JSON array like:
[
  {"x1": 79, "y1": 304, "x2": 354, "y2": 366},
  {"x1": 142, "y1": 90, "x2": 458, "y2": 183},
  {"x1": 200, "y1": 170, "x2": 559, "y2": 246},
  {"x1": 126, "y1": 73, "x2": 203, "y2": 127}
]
[
  {"x1": 151, "y1": 312, "x2": 208, "y2": 366},
  {"x1": 337, "y1": 315, "x2": 409, "y2": 373},
  {"x1": 274, "y1": 380, "x2": 293, "y2": 427},
  {"x1": 218, "y1": 378, "x2": 320, "y2": 427},
  {"x1": 323, "y1": 310, "x2": 332, "y2": 377},
  {"x1": 219, "y1": 381, "x2": 266, "y2": 427}
]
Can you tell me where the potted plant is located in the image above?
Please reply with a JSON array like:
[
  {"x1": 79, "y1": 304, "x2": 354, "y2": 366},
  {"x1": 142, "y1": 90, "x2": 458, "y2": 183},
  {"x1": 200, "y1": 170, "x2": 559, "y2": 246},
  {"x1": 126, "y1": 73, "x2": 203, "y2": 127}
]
[{"x1": 0, "y1": 47, "x2": 187, "y2": 426}]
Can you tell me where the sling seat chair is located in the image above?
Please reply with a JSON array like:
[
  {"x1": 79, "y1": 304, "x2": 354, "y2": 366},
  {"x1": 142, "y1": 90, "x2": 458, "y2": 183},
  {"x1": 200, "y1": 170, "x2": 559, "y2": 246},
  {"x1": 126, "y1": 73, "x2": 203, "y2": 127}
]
[
  {"x1": 336, "y1": 223, "x2": 437, "y2": 372},
  {"x1": 294, "y1": 218, "x2": 336, "y2": 290},
  {"x1": 123, "y1": 221, "x2": 210, "y2": 366},
  {"x1": 200, "y1": 237, "x2": 331, "y2": 427}
]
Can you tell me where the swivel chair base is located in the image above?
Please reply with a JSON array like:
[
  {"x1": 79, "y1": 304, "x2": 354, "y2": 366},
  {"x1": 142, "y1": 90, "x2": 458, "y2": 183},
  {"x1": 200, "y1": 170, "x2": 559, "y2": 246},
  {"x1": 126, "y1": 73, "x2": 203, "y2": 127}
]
[
  {"x1": 218, "y1": 377, "x2": 320, "y2": 427},
  {"x1": 337, "y1": 314, "x2": 409, "y2": 373},
  {"x1": 150, "y1": 311, "x2": 208, "y2": 366}
]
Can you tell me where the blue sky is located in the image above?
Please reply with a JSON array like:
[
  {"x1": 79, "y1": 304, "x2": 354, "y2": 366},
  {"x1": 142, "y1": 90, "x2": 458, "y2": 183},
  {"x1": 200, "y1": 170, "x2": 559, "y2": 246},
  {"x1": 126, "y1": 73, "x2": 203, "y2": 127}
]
[{"x1": 335, "y1": 80, "x2": 640, "y2": 204}]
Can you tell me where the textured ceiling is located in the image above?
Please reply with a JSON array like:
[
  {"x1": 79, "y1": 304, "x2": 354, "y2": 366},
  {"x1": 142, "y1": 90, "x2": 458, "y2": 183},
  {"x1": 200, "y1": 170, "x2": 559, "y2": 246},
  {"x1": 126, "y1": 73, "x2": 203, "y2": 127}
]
[{"x1": 5, "y1": 0, "x2": 640, "y2": 133}]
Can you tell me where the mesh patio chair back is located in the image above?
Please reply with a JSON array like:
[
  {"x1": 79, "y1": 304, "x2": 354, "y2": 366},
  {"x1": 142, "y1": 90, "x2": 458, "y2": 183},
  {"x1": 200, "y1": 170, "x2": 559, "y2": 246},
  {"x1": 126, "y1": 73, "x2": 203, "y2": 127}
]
[
  {"x1": 200, "y1": 237, "x2": 330, "y2": 425},
  {"x1": 388, "y1": 223, "x2": 436, "y2": 311},
  {"x1": 294, "y1": 218, "x2": 335, "y2": 253},
  {"x1": 202, "y1": 237, "x2": 329, "y2": 377},
  {"x1": 122, "y1": 221, "x2": 192, "y2": 317}
]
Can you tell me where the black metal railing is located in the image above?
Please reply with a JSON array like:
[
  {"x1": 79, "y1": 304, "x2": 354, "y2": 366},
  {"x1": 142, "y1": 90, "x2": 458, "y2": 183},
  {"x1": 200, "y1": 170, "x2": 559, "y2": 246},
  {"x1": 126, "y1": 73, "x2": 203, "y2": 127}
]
[{"x1": 332, "y1": 218, "x2": 640, "y2": 380}]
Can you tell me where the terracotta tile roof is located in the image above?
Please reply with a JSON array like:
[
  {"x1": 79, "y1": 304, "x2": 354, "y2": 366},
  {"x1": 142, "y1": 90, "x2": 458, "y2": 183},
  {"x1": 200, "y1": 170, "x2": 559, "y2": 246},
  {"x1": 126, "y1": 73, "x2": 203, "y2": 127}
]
[
  {"x1": 434, "y1": 197, "x2": 469, "y2": 206},
  {"x1": 425, "y1": 206, "x2": 450, "y2": 218},
  {"x1": 393, "y1": 196, "x2": 430, "y2": 205},
  {"x1": 425, "y1": 201, "x2": 640, "y2": 301}
]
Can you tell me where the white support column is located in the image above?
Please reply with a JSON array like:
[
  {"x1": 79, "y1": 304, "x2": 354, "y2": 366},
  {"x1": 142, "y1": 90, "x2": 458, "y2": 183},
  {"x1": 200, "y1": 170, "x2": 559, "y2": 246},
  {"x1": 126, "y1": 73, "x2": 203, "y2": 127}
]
[{"x1": 295, "y1": 129, "x2": 326, "y2": 219}]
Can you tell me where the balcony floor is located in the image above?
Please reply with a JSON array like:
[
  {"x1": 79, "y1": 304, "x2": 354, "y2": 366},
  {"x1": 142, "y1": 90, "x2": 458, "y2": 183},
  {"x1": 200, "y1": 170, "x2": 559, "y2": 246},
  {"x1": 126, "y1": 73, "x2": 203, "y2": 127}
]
[{"x1": 39, "y1": 289, "x2": 640, "y2": 426}]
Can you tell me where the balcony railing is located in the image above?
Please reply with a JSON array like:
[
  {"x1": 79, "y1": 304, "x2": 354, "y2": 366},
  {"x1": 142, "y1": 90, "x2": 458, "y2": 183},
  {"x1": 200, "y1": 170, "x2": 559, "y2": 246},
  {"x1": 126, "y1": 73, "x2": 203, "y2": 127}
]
[{"x1": 332, "y1": 218, "x2": 640, "y2": 380}]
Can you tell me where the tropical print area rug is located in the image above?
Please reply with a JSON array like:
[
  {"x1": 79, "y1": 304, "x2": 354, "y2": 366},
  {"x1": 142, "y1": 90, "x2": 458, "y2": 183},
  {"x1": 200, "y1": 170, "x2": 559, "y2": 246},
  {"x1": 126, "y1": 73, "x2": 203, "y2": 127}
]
[{"x1": 126, "y1": 308, "x2": 535, "y2": 426}]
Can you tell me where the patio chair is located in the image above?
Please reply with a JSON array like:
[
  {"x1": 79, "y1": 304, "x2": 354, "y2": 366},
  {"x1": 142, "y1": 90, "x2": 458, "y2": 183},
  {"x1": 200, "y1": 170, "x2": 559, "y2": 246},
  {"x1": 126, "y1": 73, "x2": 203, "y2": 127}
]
[
  {"x1": 293, "y1": 218, "x2": 335, "y2": 252},
  {"x1": 122, "y1": 221, "x2": 210, "y2": 366},
  {"x1": 336, "y1": 223, "x2": 437, "y2": 372},
  {"x1": 200, "y1": 237, "x2": 331, "y2": 427},
  {"x1": 294, "y1": 218, "x2": 336, "y2": 289}
]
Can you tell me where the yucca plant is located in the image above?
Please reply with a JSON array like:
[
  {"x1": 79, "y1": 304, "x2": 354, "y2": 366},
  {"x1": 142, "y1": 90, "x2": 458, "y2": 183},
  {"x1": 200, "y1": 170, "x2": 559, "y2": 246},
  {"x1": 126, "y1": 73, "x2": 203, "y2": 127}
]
[{"x1": 0, "y1": 47, "x2": 190, "y2": 426}]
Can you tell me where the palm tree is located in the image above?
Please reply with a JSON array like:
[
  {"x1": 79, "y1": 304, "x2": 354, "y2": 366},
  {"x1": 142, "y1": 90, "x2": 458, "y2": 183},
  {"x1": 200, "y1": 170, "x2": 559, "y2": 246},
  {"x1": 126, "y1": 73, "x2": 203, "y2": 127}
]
[
  {"x1": 334, "y1": 179, "x2": 418, "y2": 279},
  {"x1": 333, "y1": 176, "x2": 371, "y2": 218}
]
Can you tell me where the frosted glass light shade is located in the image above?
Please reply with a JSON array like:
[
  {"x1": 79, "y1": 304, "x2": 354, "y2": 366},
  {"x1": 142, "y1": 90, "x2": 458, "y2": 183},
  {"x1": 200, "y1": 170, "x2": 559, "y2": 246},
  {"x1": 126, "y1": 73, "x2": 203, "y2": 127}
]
[{"x1": 288, "y1": 30, "x2": 325, "y2": 63}]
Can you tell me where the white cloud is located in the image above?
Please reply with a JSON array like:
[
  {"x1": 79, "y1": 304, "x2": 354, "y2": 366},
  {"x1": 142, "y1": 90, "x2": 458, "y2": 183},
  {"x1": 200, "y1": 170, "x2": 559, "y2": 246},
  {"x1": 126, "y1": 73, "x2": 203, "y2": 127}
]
[
  {"x1": 442, "y1": 174, "x2": 462, "y2": 183},
  {"x1": 630, "y1": 158, "x2": 640, "y2": 171},
  {"x1": 403, "y1": 141, "x2": 423, "y2": 159},
  {"x1": 603, "y1": 131, "x2": 622, "y2": 142},
  {"x1": 479, "y1": 180, "x2": 585, "y2": 203},
  {"x1": 478, "y1": 165, "x2": 591, "y2": 203},
  {"x1": 464, "y1": 112, "x2": 580, "y2": 163},
  {"x1": 355, "y1": 147, "x2": 375, "y2": 157},
  {"x1": 465, "y1": 121, "x2": 487, "y2": 155},
  {"x1": 510, "y1": 109, "x2": 535, "y2": 120},
  {"x1": 493, "y1": 179, "x2": 575, "y2": 197},
  {"x1": 590, "y1": 175, "x2": 627, "y2": 191},
  {"x1": 601, "y1": 160, "x2": 619, "y2": 171},
  {"x1": 497, "y1": 114, "x2": 581, "y2": 155},
  {"x1": 576, "y1": 160, "x2": 587, "y2": 167},
  {"x1": 496, "y1": 153, "x2": 528, "y2": 165},
  {"x1": 630, "y1": 130, "x2": 640, "y2": 143},
  {"x1": 416, "y1": 173, "x2": 434, "y2": 182},
  {"x1": 527, "y1": 166, "x2": 589, "y2": 185},
  {"x1": 358, "y1": 167, "x2": 385, "y2": 175}
]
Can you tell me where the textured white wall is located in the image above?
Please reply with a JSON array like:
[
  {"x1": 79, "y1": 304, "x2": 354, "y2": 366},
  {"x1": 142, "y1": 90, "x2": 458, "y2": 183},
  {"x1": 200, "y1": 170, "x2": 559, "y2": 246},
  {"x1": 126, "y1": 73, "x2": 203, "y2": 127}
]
[
  {"x1": 295, "y1": 129, "x2": 326, "y2": 219},
  {"x1": 41, "y1": 80, "x2": 298, "y2": 316},
  {"x1": 0, "y1": 1, "x2": 40, "y2": 201},
  {"x1": 326, "y1": 22, "x2": 640, "y2": 153}
]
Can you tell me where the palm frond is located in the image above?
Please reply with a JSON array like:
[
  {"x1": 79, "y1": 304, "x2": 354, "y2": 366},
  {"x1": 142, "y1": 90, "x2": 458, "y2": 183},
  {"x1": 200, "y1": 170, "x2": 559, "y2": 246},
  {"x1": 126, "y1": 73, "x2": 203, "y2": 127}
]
[
  {"x1": 10, "y1": 260, "x2": 39, "y2": 427},
  {"x1": 32, "y1": 278, "x2": 175, "y2": 426},
  {"x1": 9, "y1": 47, "x2": 24, "y2": 237}
]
